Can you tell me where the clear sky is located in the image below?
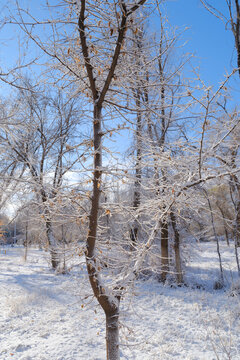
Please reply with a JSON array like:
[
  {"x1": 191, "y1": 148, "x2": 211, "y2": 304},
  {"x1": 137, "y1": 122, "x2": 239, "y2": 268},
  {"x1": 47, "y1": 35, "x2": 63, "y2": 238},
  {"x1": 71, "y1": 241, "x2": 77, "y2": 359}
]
[
  {"x1": 163, "y1": 0, "x2": 240, "y2": 98},
  {"x1": 0, "y1": 0, "x2": 239, "y2": 100}
]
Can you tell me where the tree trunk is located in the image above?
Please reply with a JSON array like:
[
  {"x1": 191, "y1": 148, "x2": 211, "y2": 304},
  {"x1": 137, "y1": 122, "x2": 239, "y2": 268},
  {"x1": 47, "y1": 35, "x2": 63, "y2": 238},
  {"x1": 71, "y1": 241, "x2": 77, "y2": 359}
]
[
  {"x1": 234, "y1": 240, "x2": 240, "y2": 276},
  {"x1": 160, "y1": 218, "x2": 169, "y2": 282},
  {"x1": 40, "y1": 188, "x2": 60, "y2": 269},
  {"x1": 170, "y1": 211, "x2": 183, "y2": 284},
  {"x1": 235, "y1": 198, "x2": 240, "y2": 247},
  {"x1": 85, "y1": 105, "x2": 121, "y2": 360},
  {"x1": 233, "y1": 0, "x2": 240, "y2": 77},
  {"x1": 24, "y1": 221, "x2": 28, "y2": 262},
  {"x1": 204, "y1": 189, "x2": 224, "y2": 286},
  {"x1": 217, "y1": 203, "x2": 230, "y2": 246},
  {"x1": 106, "y1": 310, "x2": 120, "y2": 360},
  {"x1": 229, "y1": 174, "x2": 240, "y2": 273},
  {"x1": 233, "y1": 188, "x2": 240, "y2": 274},
  {"x1": 130, "y1": 226, "x2": 138, "y2": 246},
  {"x1": 130, "y1": 87, "x2": 142, "y2": 247},
  {"x1": 46, "y1": 221, "x2": 59, "y2": 269}
]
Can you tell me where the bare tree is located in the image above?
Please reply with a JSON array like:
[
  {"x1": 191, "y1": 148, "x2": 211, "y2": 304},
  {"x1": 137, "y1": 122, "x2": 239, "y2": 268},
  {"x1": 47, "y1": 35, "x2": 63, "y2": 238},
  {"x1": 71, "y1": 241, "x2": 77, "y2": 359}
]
[
  {"x1": 77, "y1": 2, "x2": 148, "y2": 358},
  {"x1": 6, "y1": 1, "x2": 151, "y2": 356},
  {"x1": 139, "y1": 16, "x2": 189, "y2": 283},
  {"x1": 1, "y1": 83, "x2": 80, "y2": 269}
]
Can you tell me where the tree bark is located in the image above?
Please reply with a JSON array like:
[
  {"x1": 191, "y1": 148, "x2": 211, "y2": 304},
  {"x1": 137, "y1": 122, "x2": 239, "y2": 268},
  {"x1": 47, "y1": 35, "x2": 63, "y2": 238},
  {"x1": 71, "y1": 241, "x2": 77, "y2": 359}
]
[
  {"x1": 46, "y1": 224, "x2": 59, "y2": 269},
  {"x1": 158, "y1": 33, "x2": 170, "y2": 283},
  {"x1": 216, "y1": 202, "x2": 230, "y2": 246},
  {"x1": 170, "y1": 211, "x2": 183, "y2": 284},
  {"x1": 234, "y1": 0, "x2": 240, "y2": 76},
  {"x1": 106, "y1": 310, "x2": 120, "y2": 360},
  {"x1": 40, "y1": 188, "x2": 60, "y2": 269},
  {"x1": 24, "y1": 220, "x2": 28, "y2": 262},
  {"x1": 204, "y1": 189, "x2": 224, "y2": 286},
  {"x1": 85, "y1": 104, "x2": 121, "y2": 360},
  {"x1": 229, "y1": 172, "x2": 240, "y2": 273},
  {"x1": 130, "y1": 88, "x2": 142, "y2": 247},
  {"x1": 160, "y1": 218, "x2": 169, "y2": 282}
]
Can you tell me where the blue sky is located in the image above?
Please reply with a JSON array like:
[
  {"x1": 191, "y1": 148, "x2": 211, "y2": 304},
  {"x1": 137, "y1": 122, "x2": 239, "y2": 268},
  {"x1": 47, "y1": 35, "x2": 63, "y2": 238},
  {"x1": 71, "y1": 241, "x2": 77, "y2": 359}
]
[
  {"x1": 0, "y1": 0, "x2": 239, "y2": 100},
  {"x1": 163, "y1": 0, "x2": 239, "y2": 97}
]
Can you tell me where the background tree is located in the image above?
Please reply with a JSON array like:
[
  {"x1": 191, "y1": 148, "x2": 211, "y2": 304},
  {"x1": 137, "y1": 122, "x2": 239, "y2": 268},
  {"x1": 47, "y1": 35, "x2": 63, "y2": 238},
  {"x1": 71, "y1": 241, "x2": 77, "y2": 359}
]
[{"x1": 1, "y1": 82, "x2": 81, "y2": 269}]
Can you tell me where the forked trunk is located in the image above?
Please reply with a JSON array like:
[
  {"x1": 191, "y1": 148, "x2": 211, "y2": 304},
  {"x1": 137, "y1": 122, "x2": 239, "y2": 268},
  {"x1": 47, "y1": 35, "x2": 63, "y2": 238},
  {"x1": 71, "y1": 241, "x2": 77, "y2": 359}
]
[
  {"x1": 106, "y1": 310, "x2": 120, "y2": 360},
  {"x1": 77, "y1": 3, "x2": 147, "y2": 358}
]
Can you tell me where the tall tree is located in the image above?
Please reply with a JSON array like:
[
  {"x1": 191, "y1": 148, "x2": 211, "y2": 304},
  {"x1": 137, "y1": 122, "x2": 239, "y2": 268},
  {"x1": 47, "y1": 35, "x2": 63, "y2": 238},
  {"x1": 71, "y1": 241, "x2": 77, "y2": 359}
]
[
  {"x1": 1, "y1": 84, "x2": 80, "y2": 269},
  {"x1": 77, "y1": 2, "x2": 147, "y2": 358},
  {"x1": 7, "y1": 1, "x2": 151, "y2": 357}
]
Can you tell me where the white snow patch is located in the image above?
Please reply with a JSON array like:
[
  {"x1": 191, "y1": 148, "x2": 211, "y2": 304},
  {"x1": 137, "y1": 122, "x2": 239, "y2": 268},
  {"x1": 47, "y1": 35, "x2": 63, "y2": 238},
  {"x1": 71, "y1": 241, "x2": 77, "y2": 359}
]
[{"x1": 0, "y1": 242, "x2": 240, "y2": 359}]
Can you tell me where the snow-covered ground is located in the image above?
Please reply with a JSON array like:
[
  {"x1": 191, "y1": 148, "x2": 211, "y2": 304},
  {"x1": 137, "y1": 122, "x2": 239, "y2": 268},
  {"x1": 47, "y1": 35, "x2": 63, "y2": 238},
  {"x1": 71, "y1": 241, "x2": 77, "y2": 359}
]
[{"x1": 1, "y1": 242, "x2": 240, "y2": 360}]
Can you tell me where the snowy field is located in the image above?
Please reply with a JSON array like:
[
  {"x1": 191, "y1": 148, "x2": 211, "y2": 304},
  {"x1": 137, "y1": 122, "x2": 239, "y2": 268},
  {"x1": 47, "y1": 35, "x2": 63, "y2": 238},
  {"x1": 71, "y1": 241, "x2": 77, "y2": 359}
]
[{"x1": 1, "y1": 242, "x2": 240, "y2": 360}]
